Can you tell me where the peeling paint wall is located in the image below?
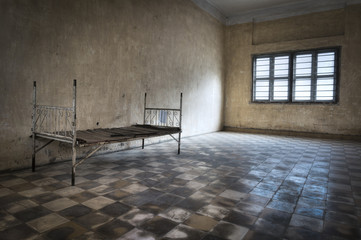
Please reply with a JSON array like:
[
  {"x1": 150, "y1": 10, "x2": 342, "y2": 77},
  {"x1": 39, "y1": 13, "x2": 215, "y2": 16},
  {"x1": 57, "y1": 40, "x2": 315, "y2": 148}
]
[
  {"x1": 0, "y1": 0, "x2": 224, "y2": 171},
  {"x1": 224, "y1": 6, "x2": 361, "y2": 136}
]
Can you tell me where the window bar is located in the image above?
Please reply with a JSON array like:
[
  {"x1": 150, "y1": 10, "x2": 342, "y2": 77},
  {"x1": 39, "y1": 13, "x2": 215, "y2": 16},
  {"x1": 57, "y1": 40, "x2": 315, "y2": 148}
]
[
  {"x1": 270, "y1": 57, "x2": 275, "y2": 101},
  {"x1": 311, "y1": 52, "x2": 317, "y2": 102},
  {"x1": 289, "y1": 54, "x2": 294, "y2": 102}
]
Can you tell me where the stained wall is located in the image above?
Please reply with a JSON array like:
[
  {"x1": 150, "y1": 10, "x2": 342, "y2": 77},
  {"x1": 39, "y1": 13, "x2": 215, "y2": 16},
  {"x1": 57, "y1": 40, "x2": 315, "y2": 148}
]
[
  {"x1": 0, "y1": 0, "x2": 224, "y2": 170},
  {"x1": 224, "y1": 6, "x2": 361, "y2": 136}
]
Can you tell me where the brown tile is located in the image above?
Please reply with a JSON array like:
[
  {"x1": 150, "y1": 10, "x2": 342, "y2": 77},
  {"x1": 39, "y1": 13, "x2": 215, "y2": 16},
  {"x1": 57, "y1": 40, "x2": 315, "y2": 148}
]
[
  {"x1": 82, "y1": 196, "x2": 115, "y2": 210},
  {"x1": 69, "y1": 191, "x2": 98, "y2": 203},
  {"x1": 140, "y1": 216, "x2": 177, "y2": 236},
  {"x1": 19, "y1": 187, "x2": 46, "y2": 198},
  {"x1": 96, "y1": 219, "x2": 134, "y2": 238},
  {"x1": 104, "y1": 189, "x2": 130, "y2": 200},
  {"x1": 27, "y1": 213, "x2": 68, "y2": 233},
  {"x1": 42, "y1": 198, "x2": 78, "y2": 212},
  {"x1": 9, "y1": 183, "x2": 37, "y2": 192},
  {"x1": 211, "y1": 221, "x2": 249, "y2": 240},
  {"x1": 109, "y1": 180, "x2": 131, "y2": 189},
  {"x1": 184, "y1": 214, "x2": 218, "y2": 231}
]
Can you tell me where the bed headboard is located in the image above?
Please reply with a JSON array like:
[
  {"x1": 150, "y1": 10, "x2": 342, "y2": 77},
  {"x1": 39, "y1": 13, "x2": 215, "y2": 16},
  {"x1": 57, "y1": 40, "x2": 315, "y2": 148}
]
[
  {"x1": 32, "y1": 80, "x2": 77, "y2": 143},
  {"x1": 143, "y1": 93, "x2": 183, "y2": 129}
]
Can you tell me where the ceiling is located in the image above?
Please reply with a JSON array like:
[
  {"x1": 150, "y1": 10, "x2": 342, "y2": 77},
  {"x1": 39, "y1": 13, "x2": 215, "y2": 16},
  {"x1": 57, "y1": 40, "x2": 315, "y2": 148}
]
[
  {"x1": 207, "y1": 0, "x2": 307, "y2": 17},
  {"x1": 192, "y1": 0, "x2": 361, "y2": 25}
]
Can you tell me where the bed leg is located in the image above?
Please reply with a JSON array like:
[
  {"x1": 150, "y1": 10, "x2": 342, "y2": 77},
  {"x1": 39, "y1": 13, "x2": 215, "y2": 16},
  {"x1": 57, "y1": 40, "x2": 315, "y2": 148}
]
[
  {"x1": 71, "y1": 147, "x2": 76, "y2": 186},
  {"x1": 178, "y1": 132, "x2": 181, "y2": 155},
  {"x1": 32, "y1": 136, "x2": 36, "y2": 172},
  {"x1": 32, "y1": 154, "x2": 36, "y2": 172},
  {"x1": 142, "y1": 139, "x2": 145, "y2": 149}
]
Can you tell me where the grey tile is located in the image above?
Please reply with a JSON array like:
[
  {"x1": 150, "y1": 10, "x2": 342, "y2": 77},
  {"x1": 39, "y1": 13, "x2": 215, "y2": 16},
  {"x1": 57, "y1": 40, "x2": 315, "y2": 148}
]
[
  {"x1": 289, "y1": 214, "x2": 323, "y2": 232},
  {"x1": 267, "y1": 200, "x2": 295, "y2": 213},
  {"x1": 74, "y1": 212, "x2": 113, "y2": 229},
  {"x1": 100, "y1": 202, "x2": 131, "y2": 217},
  {"x1": 253, "y1": 218, "x2": 285, "y2": 238},
  {"x1": 163, "y1": 224, "x2": 204, "y2": 240},
  {"x1": 95, "y1": 219, "x2": 134, "y2": 238},
  {"x1": 223, "y1": 210, "x2": 257, "y2": 228},
  {"x1": 13, "y1": 206, "x2": 52, "y2": 222},
  {"x1": 0, "y1": 224, "x2": 38, "y2": 240}
]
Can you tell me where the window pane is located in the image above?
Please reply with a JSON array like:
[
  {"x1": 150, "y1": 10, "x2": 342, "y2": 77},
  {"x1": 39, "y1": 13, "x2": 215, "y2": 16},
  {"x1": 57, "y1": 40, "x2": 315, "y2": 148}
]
[
  {"x1": 317, "y1": 52, "x2": 335, "y2": 76},
  {"x1": 294, "y1": 78, "x2": 311, "y2": 101},
  {"x1": 316, "y1": 77, "x2": 334, "y2": 101},
  {"x1": 273, "y1": 79, "x2": 288, "y2": 101},
  {"x1": 256, "y1": 81, "x2": 269, "y2": 87},
  {"x1": 274, "y1": 56, "x2": 289, "y2": 78},
  {"x1": 255, "y1": 91, "x2": 269, "y2": 100},
  {"x1": 295, "y1": 54, "x2": 312, "y2": 77},
  {"x1": 256, "y1": 58, "x2": 270, "y2": 78},
  {"x1": 317, "y1": 78, "x2": 334, "y2": 85},
  {"x1": 254, "y1": 80, "x2": 269, "y2": 100}
]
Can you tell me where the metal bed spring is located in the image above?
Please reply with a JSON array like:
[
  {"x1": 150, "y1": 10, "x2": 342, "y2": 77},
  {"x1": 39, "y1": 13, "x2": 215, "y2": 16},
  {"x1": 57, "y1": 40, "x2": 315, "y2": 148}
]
[{"x1": 31, "y1": 80, "x2": 183, "y2": 185}]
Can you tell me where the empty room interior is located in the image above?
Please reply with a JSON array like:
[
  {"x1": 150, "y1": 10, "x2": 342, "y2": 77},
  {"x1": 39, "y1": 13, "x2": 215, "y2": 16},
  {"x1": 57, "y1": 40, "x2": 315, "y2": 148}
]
[{"x1": 1, "y1": 0, "x2": 361, "y2": 239}]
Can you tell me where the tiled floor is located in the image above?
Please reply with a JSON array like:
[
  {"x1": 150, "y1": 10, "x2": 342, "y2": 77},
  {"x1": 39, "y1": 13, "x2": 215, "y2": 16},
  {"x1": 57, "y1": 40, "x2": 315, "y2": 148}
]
[{"x1": 1, "y1": 131, "x2": 361, "y2": 240}]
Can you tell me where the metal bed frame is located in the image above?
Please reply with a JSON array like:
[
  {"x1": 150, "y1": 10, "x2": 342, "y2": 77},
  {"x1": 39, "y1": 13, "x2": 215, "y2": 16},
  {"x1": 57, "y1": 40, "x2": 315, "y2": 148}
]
[{"x1": 31, "y1": 80, "x2": 182, "y2": 185}]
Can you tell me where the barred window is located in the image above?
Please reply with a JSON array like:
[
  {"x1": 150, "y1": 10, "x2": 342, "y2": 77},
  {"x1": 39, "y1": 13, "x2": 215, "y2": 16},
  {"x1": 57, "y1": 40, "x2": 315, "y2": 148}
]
[{"x1": 252, "y1": 48, "x2": 339, "y2": 103}]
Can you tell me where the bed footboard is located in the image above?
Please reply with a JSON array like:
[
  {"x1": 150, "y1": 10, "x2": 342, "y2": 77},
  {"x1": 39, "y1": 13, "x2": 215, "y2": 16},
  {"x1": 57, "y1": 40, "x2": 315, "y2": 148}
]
[{"x1": 142, "y1": 93, "x2": 183, "y2": 154}]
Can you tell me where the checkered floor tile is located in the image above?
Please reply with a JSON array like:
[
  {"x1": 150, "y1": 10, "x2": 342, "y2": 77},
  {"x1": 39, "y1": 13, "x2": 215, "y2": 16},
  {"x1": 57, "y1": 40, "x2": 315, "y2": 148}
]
[{"x1": 1, "y1": 131, "x2": 361, "y2": 239}]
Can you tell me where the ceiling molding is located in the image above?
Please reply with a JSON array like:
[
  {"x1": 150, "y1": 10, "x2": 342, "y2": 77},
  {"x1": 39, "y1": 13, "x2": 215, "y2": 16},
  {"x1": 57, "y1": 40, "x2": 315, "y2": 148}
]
[
  {"x1": 227, "y1": 0, "x2": 346, "y2": 25},
  {"x1": 192, "y1": 0, "x2": 361, "y2": 26},
  {"x1": 191, "y1": 0, "x2": 226, "y2": 24}
]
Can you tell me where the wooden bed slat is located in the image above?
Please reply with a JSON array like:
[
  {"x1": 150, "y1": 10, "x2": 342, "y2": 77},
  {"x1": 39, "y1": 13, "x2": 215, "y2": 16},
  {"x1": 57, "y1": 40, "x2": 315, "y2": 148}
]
[{"x1": 74, "y1": 125, "x2": 180, "y2": 145}]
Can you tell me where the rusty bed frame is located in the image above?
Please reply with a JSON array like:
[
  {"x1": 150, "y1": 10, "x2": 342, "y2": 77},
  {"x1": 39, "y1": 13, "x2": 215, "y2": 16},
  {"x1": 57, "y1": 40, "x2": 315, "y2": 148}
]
[{"x1": 31, "y1": 80, "x2": 182, "y2": 185}]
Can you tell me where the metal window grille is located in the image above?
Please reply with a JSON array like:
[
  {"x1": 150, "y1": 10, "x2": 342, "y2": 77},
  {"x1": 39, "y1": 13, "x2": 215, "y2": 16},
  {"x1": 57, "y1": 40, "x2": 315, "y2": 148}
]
[
  {"x1": 253, "y1": 55, "x2": 290, "y2": 102},
  {"x1": 252, "y1": 47, "x2": 339, "y2": 103}
]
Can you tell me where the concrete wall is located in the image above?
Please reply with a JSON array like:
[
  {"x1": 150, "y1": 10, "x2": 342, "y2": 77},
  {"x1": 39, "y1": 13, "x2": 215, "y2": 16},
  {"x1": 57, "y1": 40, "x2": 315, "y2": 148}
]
[
  {"x1": 0, "y1": 0, "x2": 224, "y2": 171},
  {"x1": 224, "y1": 5, "x2": 361, "y2": 136}
]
